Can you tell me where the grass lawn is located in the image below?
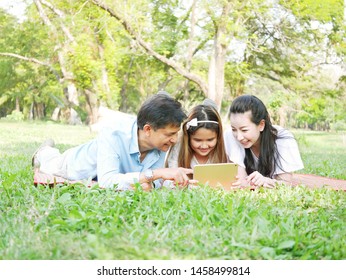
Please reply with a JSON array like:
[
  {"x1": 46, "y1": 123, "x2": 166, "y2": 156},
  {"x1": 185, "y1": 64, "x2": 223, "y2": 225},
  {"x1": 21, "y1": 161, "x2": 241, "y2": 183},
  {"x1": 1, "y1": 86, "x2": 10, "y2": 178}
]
[
  {"x1": 294, "y1": 130, "x2": 346, "y2": 180},
  {"x1": 0, "y1": 121, "x2": 345, "y2": 259}
]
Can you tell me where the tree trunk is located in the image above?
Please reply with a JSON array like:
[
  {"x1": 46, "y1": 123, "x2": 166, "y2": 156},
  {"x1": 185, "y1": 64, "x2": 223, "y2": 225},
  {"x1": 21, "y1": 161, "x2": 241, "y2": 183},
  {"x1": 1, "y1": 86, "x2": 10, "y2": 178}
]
[
  {"x1": 278, "y1": 106, "x2": 287, "y2": 127},
  {"x1": 15, "y1": 97, "x2": 20, "y2": 111},
  {"x1": 183, "y1": 0, "x2": 197, "y2": 102},
  {"x1": 83, "y1": 89, "x2": 99, "y2": 125},
  {"x1": 119, "y1": 57, "x2": 135, "y2": 112},
  {"x1": 94, "y1": 29, "x2": 111, "y2": 106},
  {"x1": 34, "y1": 0, "x2": 79, "y2": 112},
  {"x1": 207, "y1": 3, "x2": 230, "y2": 110}
]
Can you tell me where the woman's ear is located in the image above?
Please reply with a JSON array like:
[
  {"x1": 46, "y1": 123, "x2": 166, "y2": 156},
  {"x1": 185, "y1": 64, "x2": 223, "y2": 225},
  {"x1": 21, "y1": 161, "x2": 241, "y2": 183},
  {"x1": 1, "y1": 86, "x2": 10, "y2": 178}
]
[{"x1": 259, "y1": 119, "x2": 265, "y2": 132}]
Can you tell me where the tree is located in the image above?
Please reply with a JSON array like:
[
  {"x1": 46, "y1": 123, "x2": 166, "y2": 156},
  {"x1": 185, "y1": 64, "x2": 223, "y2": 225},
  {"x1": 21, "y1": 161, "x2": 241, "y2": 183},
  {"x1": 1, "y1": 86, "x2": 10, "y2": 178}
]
[
  {"x1": 1, "y1": 0, "x2": 344, "y2": 130},
  {"x1": 90, "y1": 0, "x2": 337, "y2": 113}
]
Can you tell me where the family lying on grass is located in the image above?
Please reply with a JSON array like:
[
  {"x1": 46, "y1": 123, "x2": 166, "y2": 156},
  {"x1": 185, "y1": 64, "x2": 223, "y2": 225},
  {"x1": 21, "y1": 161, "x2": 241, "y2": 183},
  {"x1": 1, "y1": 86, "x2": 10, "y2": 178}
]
[{"x1": 32, "y1": 93, "x2": 304, "y2": 191}]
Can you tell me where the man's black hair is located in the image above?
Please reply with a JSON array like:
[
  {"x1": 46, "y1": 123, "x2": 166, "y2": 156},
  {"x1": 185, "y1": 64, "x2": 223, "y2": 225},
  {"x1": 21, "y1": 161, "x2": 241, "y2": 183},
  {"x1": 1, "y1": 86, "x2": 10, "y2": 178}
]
[{"x1": 137, "y1": 93, "x2": 186, "y2": 130}]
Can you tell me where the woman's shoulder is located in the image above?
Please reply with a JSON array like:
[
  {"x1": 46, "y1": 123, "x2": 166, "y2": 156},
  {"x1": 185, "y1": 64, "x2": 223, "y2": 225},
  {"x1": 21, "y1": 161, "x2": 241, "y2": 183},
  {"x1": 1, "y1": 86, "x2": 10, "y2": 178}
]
[
  {"x1": 274, "y1": 126, "x2": 300, "y2": 151},
  {"x1": 274, "y1": 125, "x2": 294, "y2": 139}
]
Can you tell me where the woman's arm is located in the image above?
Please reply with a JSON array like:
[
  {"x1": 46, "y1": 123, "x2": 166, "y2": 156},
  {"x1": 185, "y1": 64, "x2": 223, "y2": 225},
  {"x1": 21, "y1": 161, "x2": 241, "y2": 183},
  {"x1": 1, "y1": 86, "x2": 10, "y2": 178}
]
[{"x1": 232, "y1": 165, "x2": 293, "y2": 188}]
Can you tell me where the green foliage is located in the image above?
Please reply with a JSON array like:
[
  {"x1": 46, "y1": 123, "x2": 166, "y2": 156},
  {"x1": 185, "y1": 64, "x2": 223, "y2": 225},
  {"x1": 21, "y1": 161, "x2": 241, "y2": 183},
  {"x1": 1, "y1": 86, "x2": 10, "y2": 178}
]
[
  {"x1": 293, "y1": 88, "x2": 346, "y2": 130},
  {"x1": 279, "y1": 0, "x2": 346, "y2": 57},
  {"x1": 150, "y1": 0, "x2": 188, "y2": 57},
  {"x1": 70, "y1": 35, "x2": 100, "y2": 90},
  {"x1": 331, "y1": 121, "x2": 346, "y2": 132},
  {"x1": 0, "y1": 0, "x2": 344, "y2": 126},
  {"x1": 280, "y1": 0, "x2": 344, "y2": 23},
  {"x1": 0, "y1": 121, "x2": 345, "y2": 259},
  {"x1": 1, "y1": 110, "x2": 24, "y2": 121}
]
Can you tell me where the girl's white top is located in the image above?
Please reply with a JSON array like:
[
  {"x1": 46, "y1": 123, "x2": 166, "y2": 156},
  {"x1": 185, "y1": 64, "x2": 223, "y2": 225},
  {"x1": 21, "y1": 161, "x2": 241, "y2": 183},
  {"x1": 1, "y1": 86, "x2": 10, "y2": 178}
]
[{"x1": 166, "y1": 141, "x2": 211, "y2": 168}]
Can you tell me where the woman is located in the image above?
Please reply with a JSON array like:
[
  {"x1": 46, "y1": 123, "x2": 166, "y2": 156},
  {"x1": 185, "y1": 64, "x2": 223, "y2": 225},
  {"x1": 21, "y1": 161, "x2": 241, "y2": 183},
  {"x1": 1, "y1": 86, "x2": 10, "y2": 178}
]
[{"x1": 224, "y1": 95, "x2": 304, "y2": 188}]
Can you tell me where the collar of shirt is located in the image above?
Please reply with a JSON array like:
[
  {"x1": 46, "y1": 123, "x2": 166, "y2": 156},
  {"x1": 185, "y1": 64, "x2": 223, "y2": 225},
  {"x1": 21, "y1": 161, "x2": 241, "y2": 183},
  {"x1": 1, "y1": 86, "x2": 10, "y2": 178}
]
[
  {"x1": 129, "y1": 120, "x2": 140, "y2": 155},
  {"x1": 129, "y1": 120, "x2": 163, "y2": 166}
]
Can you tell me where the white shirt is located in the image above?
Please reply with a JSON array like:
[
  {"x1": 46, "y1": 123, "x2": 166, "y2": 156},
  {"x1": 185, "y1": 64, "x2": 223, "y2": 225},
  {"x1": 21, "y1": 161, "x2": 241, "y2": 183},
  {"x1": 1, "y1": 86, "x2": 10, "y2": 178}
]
[{"x1": 224, "y1": 125, "x2": 304, "y2": 175}]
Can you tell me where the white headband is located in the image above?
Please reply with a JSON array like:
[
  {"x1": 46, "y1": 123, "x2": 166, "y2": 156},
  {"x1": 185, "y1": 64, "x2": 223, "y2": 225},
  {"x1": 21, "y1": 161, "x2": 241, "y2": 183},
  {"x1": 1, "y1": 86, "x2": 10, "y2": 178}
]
[{"x1": 186, "y1": 118, "x2": 219, "y2": 130}]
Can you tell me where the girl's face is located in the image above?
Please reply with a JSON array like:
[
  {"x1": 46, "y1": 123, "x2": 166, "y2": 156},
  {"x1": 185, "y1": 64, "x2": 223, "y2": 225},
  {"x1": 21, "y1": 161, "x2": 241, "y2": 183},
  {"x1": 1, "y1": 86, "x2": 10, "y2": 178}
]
[
  {"x1": 230, "y1": 111, "x2": 265, "y2": 150},
  {"x1": 189, "y1": 127, "x2": 218, "y2": 158}
]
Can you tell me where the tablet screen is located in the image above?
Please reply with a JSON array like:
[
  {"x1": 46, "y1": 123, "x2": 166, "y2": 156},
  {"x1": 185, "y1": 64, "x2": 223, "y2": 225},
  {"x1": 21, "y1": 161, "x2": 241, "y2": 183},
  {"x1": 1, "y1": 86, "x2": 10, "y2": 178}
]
[{"x1": 193, "y1": 163, "x2": 238, "y2": 190}]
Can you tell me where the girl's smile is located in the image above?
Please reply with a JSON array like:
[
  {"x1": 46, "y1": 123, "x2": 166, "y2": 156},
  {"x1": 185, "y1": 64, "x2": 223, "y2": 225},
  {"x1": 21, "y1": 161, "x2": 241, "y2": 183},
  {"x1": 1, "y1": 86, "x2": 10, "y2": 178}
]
[{"x1": 190, "y1": 128, "x2": 217, "y2": 160}]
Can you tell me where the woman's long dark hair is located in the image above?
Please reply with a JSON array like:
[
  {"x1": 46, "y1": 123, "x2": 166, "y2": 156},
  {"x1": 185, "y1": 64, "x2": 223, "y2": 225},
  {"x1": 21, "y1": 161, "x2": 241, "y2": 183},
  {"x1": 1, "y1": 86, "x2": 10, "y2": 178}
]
[{"x1": 229, "y1": 95, "x2": 284, "y2": 177}]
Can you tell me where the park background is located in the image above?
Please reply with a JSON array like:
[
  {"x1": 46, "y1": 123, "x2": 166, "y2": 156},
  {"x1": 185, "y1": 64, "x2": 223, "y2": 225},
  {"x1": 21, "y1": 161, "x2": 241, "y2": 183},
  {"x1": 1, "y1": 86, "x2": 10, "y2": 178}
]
[
  {"x1": 0, "y1": 0, "x2": 345, "y2": 260},
  {"x1": 0, "y1": 0, "x2": 345, "y2": 130}
]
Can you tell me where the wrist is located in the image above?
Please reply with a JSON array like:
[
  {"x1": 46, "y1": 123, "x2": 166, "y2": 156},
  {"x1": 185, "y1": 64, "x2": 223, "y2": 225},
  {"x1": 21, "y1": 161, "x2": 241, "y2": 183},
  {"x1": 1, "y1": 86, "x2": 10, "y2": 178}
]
[
  {"x1": 269, "y1": 177, "x2": 277, "y2": 186},
  {"x1": 143, "y1": 169, "x2": 154, "y2": 183},
  {"x1": 152, "y1": 168, "x2": 163, "y2": 181}
]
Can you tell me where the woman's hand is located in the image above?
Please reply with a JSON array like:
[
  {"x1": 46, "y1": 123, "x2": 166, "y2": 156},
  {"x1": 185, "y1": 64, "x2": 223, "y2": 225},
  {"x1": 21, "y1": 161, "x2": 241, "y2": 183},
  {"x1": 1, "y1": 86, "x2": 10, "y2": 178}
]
[
  {"x1": 246, "y1": 171, "x2": 275, "y2": 188},
  {"x1": 231, "y1": 166, "x2": 250, "y2": 188},
  {"x1": 231, "y1": 175, "x2": 251, "y2": 188}
]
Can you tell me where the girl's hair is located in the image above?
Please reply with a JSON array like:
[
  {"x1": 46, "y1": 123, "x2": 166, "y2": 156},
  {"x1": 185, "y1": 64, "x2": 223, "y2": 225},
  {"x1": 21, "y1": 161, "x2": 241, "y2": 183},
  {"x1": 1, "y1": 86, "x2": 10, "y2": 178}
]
[
  {"x1": 174, "y1": 104, "x2": 228, "y2": 168},
  {"x1": 229, "y1": 95, "x2": 286, "y2": 177}
]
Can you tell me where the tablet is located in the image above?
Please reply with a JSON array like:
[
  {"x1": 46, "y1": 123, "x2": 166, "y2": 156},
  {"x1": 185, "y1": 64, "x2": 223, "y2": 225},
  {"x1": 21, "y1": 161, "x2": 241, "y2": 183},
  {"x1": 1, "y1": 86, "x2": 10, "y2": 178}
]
[{"x1": 193, "y1": 163, "x2": 238, "y2": 190}]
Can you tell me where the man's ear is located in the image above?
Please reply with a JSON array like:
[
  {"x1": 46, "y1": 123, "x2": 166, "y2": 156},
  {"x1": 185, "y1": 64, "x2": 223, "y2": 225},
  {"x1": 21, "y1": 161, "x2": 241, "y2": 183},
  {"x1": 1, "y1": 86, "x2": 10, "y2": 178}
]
[
  {"x1": 259, "y1": 119, "x2": 265, "y2": 132},
  {"x1": 143, "y1": 124, "x2": 152, "y2": 135}
]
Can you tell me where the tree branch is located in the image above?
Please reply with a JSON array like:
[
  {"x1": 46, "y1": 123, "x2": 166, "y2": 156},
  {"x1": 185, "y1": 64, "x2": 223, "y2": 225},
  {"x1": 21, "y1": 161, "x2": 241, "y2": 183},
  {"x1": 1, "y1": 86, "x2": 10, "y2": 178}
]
[
  {"x1": 0, "y1": 52, "x2": 61, "y2": 80},
  {"x1": 40, "y1": 0, "x2": 75, "y2": 42},
  {"x1": 90, "y1": 0, "x2": 209, "y2": 95}
]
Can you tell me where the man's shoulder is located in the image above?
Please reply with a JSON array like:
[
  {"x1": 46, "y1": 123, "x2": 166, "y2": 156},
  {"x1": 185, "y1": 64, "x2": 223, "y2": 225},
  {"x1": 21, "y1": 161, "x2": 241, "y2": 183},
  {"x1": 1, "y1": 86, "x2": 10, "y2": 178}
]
[
  {"x1": 102, "y1": 114, "x2": 136, "y2": 131},
  {"x1": 98, "y1": 116, "x2": 137, "y2": 141}
]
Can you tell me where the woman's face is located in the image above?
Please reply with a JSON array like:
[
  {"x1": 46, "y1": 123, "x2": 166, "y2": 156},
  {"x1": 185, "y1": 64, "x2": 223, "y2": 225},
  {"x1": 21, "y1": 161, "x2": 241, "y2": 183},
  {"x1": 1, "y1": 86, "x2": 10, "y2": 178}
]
[
  {"x1": 230, "y1": 111, "x2": 265, "y2": 150},
  {"x1": 189, "y1": 128, "x2": 218, "y2": 158}
]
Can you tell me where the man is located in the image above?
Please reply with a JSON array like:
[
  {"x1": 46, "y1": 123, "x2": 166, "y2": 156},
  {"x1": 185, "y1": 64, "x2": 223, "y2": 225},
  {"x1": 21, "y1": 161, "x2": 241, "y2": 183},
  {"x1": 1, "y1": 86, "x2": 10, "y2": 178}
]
[{"x1": 32, "y1": 93, "x2": 192, "y2": 190}]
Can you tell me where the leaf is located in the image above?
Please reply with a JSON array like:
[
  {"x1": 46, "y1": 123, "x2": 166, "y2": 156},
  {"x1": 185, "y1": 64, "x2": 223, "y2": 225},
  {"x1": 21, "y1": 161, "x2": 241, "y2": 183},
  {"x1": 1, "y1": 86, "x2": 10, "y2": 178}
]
[
  {"x1": 57, "y1": 193, "x2": 71, "y2": 204},
  {"x1": 278, "y1": 240, "x2": 295, "y2": 250},
  {"x1": 259, "y1": 247, "x2": 276, "y2": 258}
]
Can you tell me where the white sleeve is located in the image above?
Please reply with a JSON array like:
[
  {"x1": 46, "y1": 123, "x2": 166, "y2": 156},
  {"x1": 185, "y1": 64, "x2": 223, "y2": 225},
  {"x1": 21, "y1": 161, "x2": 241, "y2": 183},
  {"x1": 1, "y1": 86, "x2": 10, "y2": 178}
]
[
  {"x1": 165, "y1": 142, "x2": 180, "y2": 168},
  {"x1": 275, "y1": 128, "x2": 304, "y2": 175},
  {"x1": 223, "y1": 128, "x2": 245, "y2": 168}
]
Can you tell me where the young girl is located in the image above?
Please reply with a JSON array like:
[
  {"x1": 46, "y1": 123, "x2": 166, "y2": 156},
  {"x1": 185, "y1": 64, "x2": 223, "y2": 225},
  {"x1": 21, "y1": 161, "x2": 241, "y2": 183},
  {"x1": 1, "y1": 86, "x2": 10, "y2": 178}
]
[
  {"x1": 224, "y1": 95, "x2": 304, "y2": 188},
  {"x1": 166, "y1": 100, "x2": 228, "y2": 169}
]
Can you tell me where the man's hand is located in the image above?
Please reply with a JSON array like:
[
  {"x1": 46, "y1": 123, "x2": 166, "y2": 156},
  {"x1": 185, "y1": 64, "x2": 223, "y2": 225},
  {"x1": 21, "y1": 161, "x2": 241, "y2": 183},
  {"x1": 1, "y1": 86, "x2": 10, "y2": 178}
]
[
  {"x1": 154, "y1": 167, "x2": 193, "y2": 188},
  {"x1": 140, "y1": 182, "x2": 154, "y2": 191}
]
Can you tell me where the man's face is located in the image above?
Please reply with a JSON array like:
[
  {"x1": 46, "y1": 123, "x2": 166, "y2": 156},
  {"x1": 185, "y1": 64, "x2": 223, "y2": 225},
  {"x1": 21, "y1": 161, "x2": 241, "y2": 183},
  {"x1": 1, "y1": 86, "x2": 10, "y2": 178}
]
[{"x1": 148, "y1": 124, "x2": 180, "y2": 152}]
